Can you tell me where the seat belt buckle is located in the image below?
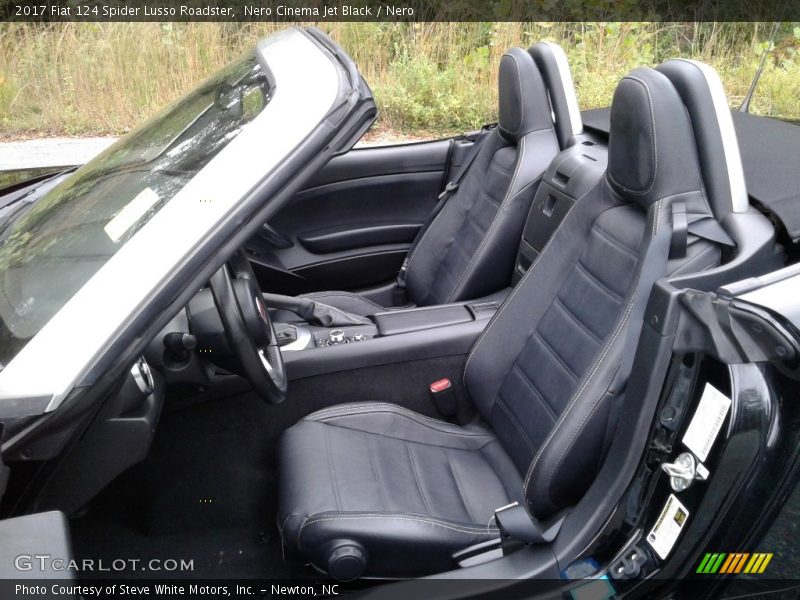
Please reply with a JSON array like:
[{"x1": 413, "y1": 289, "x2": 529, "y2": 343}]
[
  {"x1": 438, "y1": 180, "x2": 459, "y2": 200},
  {"x1": 494, "y1": 502, "x2": 527, "y2": 553},
  {"x1": 393, "y1": 259, "x2": 410, "y2": 305},
  {"x1": 429, "y1": 378, "x2": 457, "y2": 417}
]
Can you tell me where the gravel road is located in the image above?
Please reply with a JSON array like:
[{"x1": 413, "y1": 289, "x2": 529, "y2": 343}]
[{"x1": 0, "y1": 137, "x2": 118, "y2": 170}]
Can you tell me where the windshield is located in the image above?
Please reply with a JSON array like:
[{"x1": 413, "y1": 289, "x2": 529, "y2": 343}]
[{"x1": 0, "y1": 53, "x2": 272, "y2": 367}]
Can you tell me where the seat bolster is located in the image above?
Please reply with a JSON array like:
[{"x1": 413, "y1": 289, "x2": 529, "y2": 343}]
[
  {"x1": 302, "y1": 402, "x2": 497, "y2": 449},
  {"x1": 521, "y1": 312, "x2": 631, "y2": 516},
  {"x1": 446, "y1": 127, "x2": 559, "y2": 303}
]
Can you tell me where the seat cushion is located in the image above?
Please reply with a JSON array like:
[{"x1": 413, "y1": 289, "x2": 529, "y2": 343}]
[{"x1": 278, "y1": 403, "x2": 524, "y2": 578}]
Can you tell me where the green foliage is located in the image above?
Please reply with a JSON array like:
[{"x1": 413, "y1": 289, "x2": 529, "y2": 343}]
[{"x1": 0, "y1": 21, "x2": 799, "y2": 139}]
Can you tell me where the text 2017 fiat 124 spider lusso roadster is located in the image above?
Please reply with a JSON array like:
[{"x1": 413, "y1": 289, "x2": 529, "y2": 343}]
[{"x1": 1, "y1": 26, "x2": 800, "y2": 599}]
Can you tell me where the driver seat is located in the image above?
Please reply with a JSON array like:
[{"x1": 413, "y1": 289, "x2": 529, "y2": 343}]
[{"x1": 277, "y1": 67, "x2": 729, "y2": 579}]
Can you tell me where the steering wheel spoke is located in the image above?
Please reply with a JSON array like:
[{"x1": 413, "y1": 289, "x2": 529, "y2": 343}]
[{"x1": 209, "y1": 251, "x2": 287, "y2": 404}]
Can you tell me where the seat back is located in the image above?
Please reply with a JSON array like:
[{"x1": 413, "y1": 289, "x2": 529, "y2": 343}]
[
  {"x1": 404, "y1": 48, "x2": 559, "y2": 306},
  {"x1": 529, "y1": 41, "x2": 583, "y2": 149},
  {"x1": 464, "y1": 67, "x2": 724, "y2": 518}
]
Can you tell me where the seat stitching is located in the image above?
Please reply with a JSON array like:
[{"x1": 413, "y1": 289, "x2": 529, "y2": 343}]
[
  {"x1": 406, "y1": 442, "x2": 434, "y2": 515},
  {"x1": 591, "y1": 223, "x2": 639, "y2": 259},
  {"x1": 553, "y1": 296, "x2": 603, "y2": 345},
  {"x1": 307, "y1": 421, "x2": 496, "y2": 451},
  {"x1": 465, "y1": 211, "x2": 489, "y2": 238},
  {"x1": 450, "y1": 234, "x2": 475, "y2": 262},
  {"x1": 524, "y1": 280, "x2": 637, "y2": 497},
  {"x1": 298, "y1": 513, "x2": 499, "y2": 539},
  {"x1": 445, "y1": 140, "x2": 537, "y2": 302},
  {"x1": 444, "y1": 140, "x2": 528, "y2": 303},
  {"x1": 306, "y1": 403, "x2": 492, "y2": 437},
  {"x1": 548, "y1": 208, "x2": 669, "y2": 496},
  {"x1": 403, "y1": 133, "x2": 498, "y2": 287},
  {"x1": 462, "y1": 179, "x2": 605, "y2": 383},
  {"x1": 523, "y1": 199, "x2": 662, "y2": 499},
  {"x1": 477, "y1": 188, "x2": 503, "y2": 211},
  {"x1": 512, "y1": 363, "x2": 558, "y2": 421},
  {"x1": 487, "y1": 158, "x2": 514, "y2": 179},
  {"x1": 367, "y1": 436, "x2": 389, "y2": 512},
  {"x1": 419, "y1": 197, "x2": 480, "y2": 305},
  {"x1": 533, "y1": 331, "x2": 579, "y2": 381},
  {"x1": 575, "y1": 261, "x2": 625, "y2": 302},
  {"x1": 480, "y1": 440, "x2": 521, "y2": 503},
  {"x1": 325, "y1": 427, "x2": 344, "y2": 511},
  {"x1": 446, "y1": 450, "x2": 476, "y2": 523},
  {"x1": 494, "y1": 395, "x2": 536, "y2": 452},
  {"x1": 307, "y1": 403, "x2": 459, "y2": 427},
  {"x1": 308, "y1": 402, "x2": 446, "y2": 423}
]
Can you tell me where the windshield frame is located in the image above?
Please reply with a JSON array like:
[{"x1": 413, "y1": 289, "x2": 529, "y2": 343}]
[{"x1": 0, "y1": 28, "x2": 346, "y2": 411}]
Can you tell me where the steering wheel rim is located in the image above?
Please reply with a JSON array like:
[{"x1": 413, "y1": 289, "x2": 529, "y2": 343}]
[{"x1": 209, "y1": 251, "x2": 287, "y2": 404}]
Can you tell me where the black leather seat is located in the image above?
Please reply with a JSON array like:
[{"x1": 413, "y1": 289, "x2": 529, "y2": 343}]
[
  {"x1": 290, "y1": 48, "x2": 561, "y2": 317},
  {"x1": 278, "y1": 67, "x2": 727, "y2": 579}
]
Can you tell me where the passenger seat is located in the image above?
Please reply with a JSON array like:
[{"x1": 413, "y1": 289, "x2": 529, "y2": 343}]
[{"x1": 289, "y1": 47, "x2": 563, "y2": 317}]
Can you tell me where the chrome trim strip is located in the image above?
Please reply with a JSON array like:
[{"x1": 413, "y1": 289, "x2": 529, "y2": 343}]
[
  {"x1": 673, "y1": 59, "x2": 749, "y2": 213},
  {"x1": 131, "y1": 357, "x2": 155, "y2": 395},
  {"x1": 542, "y1": 41, "x2": 583, "y2": 135}
]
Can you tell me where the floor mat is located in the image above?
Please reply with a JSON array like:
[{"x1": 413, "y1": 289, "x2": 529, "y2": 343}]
[{"x1": 70, "y1": 388, "x2": 315, "y2": 579}]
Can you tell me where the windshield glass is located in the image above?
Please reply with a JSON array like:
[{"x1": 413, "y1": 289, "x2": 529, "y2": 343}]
[{"x1": 0, "y1": 53, "x2": 272, "y2": 367}]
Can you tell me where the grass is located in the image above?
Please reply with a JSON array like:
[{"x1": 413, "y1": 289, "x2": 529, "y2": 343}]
[{"x1": 0, "y1": 22, "x2": 799, "y2": 139}]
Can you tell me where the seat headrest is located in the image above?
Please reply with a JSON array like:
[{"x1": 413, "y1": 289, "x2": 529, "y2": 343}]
[
  {"x1": 498, "y1": 48, "x2": 553, "y2": 143},
  {"x1": 656, "y1": 59, "x2": 748, "y2": 219},
  {"x1": 607, "y1": 67, "x2": 706, "y2": 210},
  {"x1": 529, "y1": 41, "x2": 583, "y2": 149}
]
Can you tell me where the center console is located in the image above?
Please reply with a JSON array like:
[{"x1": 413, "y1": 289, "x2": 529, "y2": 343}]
[{"x1": 276, "y1": 299, "x2": 500, "y2": 380}]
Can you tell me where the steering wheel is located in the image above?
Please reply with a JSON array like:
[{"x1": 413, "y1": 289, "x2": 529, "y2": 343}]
[{"x1": 209, "y1": 250, "x2": 287, "y2": 404}]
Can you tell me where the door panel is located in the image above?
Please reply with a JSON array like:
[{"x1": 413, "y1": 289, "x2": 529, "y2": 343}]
[{"x1": 248, "y1": 139, "x2": 454, "y2": 294}]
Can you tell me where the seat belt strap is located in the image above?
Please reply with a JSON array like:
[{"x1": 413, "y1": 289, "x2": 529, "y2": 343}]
[
  {"x1": 669, "y1": 201, "x2": 735, "y2": 259},
  {"x1": 394, "y1": 125, "x2": 496, "y2": 303},
  {"x1": 494, "y1": 502, "x2": 565, "y2": 546}
]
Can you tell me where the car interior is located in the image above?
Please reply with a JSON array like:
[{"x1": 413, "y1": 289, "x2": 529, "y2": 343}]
[{"x1": 5, "y1": 34, "x2": 798, "y2": 587}]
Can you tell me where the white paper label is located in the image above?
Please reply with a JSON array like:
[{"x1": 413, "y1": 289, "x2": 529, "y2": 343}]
[
  {"x1": 682, "y1": 383, "x2": 731, "y2": 462},
  {"x1": 647, "y1": 494, "x2": 689, "y2": 560}
]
